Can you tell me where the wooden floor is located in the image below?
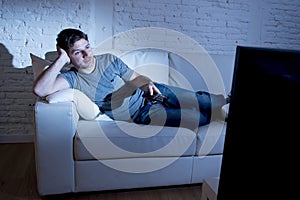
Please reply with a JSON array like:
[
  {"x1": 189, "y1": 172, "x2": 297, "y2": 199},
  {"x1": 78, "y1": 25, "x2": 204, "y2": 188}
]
[{"x1": 0, "y1": 143, "x2": 202, "y2": 200}]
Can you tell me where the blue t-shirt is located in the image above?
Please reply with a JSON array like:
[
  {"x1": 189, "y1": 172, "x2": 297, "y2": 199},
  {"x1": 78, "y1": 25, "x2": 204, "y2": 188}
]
[{"x1": 59, "y1": 53, "x2": 145, "y2": 120}]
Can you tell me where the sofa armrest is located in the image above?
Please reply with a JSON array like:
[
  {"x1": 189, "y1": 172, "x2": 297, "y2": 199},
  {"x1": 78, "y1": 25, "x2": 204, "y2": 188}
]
[{"x1": 34, "y1": 100, "x2": 79, "y2": 195}]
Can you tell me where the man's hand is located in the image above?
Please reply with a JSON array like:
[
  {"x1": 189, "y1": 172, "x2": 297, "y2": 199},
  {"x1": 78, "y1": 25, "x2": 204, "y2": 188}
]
[
  {"x1": 142, "y1": 92, "x2": 168, "y2": 103},
  {"x1": 141, "y1": 82, "x2": 161, "y2": 96},
  {"x1": 56, "y1": 45, "x2": 71, "y2": 65},
  {"x1": 127, "y1": 72, "x2": 161, "y2": 95},
  {"x1": 32, "y1": 46, "x2": 71, "y2": 97},
  {"x1": 140, "y1": 82, "x2": 165, "y2": 103}
]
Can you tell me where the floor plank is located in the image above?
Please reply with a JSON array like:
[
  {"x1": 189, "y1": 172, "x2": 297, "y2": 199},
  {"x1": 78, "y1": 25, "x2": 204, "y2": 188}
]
[
  {"x1": 0, "y1": 143, "x2": 202, "y2": 200},
  {"x1": 0, "y1": 143, "x2": 38, "y2": 199}
]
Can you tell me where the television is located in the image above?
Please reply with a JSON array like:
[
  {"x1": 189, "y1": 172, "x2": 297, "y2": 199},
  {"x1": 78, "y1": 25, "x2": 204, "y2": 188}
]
[{"x1": 217, "y1": 46, "x2": 300, "y2": 199}]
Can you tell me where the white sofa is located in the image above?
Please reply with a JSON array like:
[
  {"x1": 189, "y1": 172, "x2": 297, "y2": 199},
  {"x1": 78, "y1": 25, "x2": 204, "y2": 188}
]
[{"x1": 33, "y1": 48, "x2": 234, "y2": 196}]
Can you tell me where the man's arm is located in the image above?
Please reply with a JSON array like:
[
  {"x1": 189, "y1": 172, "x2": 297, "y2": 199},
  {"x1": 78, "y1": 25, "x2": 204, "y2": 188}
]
[
  {"x1": 127, "y1": 71, "x2": 161, "y2": 95},
  {"x1": 33, "y1": 48, "x2": 70, "y2": 97}
]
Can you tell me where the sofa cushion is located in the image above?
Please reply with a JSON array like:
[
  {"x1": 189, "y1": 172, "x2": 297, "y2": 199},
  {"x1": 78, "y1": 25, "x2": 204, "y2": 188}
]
[
  {"x1": 196, "y1": 121, "x2": 227, "y2": 156},
  {"x1": 168, "y1": 52, "x2": 208, "y2": 91},
  {"x1": 30, "y1": 53, "x2": 51, "y2": 80},
  {"x1": 119, "y1": 48, "x2": 169, "y2": 84},
  {"x1": 74, "y1": 120, "x2": 197, "y2": 160},
  {"x1": 168, "y1": 52, "x2": 229, "y2": 96}
]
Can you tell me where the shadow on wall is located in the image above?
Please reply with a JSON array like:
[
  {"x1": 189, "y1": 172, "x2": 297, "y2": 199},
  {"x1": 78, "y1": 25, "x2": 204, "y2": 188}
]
[{"x1": 0, "y1": 43, "x2": 36, "y2": 137}]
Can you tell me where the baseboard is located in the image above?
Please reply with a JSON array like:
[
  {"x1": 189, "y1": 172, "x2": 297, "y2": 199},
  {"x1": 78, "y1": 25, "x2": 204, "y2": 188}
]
[{"x1": 0, "y1": 134, "x2": 34, "y2": 143}]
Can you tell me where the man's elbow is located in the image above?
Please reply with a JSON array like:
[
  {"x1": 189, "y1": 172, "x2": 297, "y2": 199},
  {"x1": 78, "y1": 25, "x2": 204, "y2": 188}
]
[
  {"x1": 32, "y1": 86, "x2": 43, "y2": 98},
  {"x1": 32, "y1": 84, "x2": 48, "y2": 98}
]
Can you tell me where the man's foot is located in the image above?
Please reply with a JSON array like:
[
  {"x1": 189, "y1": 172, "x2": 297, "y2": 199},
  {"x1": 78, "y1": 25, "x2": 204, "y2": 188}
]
[
  {"x1": 210, "y1": 93, "x2": 230, "y2": 122},
  {"x1": 222, "y1": 103, "x2": 230, "y2": 121},
  {"x1": 226, "y1": 91, "x2": 231, "y2": 104}
]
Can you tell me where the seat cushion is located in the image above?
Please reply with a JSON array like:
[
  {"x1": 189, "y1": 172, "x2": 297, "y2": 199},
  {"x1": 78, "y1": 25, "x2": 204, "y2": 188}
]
[
  {"x1": 196, "y1": 121, "x2": 227, "y2": 156},
  {"x1": 74, "y1": 120, "x2": 197, "y2": 160}
]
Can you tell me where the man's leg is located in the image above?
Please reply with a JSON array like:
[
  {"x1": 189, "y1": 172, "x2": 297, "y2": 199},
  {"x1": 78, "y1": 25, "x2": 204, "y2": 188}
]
[
  {"x1": 133, "y1": 84, "x2": 226, "y2": 128},
  {"x1": 155, "y1": 83, "x2": 226, "y2": 116},
  {"x1": 133, "y1": 102, "x2": 209, "y2": 130}
]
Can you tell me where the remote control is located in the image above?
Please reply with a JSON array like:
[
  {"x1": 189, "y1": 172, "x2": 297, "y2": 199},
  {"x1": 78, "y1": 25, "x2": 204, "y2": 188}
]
[{"x1": 142, "y1": 92, "x2": 168, "y2": 103}]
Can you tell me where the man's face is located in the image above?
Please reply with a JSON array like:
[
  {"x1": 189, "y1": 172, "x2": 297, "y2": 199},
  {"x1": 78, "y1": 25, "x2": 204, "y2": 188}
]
[{"x1": 68, "y1": 38, "x2": 93, "y2": 70}]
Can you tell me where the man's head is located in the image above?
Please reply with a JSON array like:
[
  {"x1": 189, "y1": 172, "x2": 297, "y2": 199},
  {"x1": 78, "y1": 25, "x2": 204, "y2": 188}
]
[
  {"x1": 57, "y1": 28, "x2": 94, "y2": 72},
  {"x1": 56, "y1": 28, "x2": 89, "y2": 53}
]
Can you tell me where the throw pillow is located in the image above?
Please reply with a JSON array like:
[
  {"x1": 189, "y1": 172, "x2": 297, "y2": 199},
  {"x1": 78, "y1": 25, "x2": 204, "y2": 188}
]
[
  {"x1": 46, "y1": 89, "x2": 101, "y2": 120},
  {"x1": 30, "y1": 53, "x2": 51, "y2": 80}
]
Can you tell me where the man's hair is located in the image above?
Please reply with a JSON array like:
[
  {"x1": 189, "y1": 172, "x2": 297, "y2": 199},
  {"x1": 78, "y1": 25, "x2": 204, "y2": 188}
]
[{"x1": 56, "y1": 28, "x2": 88, "y2": 52}]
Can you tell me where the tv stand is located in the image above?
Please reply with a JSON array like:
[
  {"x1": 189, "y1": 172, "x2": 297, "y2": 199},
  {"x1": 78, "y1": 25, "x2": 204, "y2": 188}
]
[{"x1": 201, "y1": 177, "x2": 219, "y2": 200}]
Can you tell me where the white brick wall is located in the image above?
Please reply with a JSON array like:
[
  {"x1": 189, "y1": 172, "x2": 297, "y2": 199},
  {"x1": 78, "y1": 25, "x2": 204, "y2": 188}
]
[
  {"x1": 0, "y1": 0, "x2": 93, "y2": 141},
  {"x1": 0, "y1": 0, "x2": 93, "y2": 67},
  {"x1": 0, "y1": 0, "x2": 299, "y2": 141},
  {"x1": 113, "y1": 0, "x2": 300, "y2": 54}
]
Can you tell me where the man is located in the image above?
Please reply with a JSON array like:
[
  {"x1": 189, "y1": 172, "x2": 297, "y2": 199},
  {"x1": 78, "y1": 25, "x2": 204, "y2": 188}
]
[{"x1": 33, "y1": 28, "x2": 227, "y2": 130}]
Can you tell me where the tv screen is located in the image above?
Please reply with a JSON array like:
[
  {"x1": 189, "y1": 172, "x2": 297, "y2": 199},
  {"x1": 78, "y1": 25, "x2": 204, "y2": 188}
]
[{"x1": 217, "y1": 46, "x2": 300, "y2": 199}]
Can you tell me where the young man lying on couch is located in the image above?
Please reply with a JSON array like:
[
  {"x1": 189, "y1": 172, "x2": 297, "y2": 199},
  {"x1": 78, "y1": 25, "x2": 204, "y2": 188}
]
[{"x1": 33, "y1": 28, "x2": 228, "y2": 131}]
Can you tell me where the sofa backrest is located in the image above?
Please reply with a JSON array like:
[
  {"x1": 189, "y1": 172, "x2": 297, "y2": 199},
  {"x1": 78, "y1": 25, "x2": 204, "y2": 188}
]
[
  {"x1": 45, "y1": 48, "x2": 234, "y2": 95},
  {"x1": 119, "y1": 48, "x2": 234, "y2": 95},
  {"x1": 168, "y1": 52, "x2": 208, "y2": 91},
  {"x1": 169, "y1": 52, "x2": 235, "y2": 94},
  {"x1": 119, "y1": 49, "x2": 170, "y2": 85}
]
